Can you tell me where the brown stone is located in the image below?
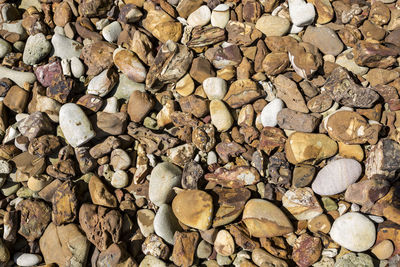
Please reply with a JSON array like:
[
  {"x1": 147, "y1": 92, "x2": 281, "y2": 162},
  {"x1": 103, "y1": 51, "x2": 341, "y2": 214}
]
[
  {"x1": 181, "y1": 161, "x2": 203, "y2": 190},
  {"x1": 365, "y1": 138, "x2": 400, "y2": 180},
  {"x1": 17, "y1": 199, "x2": 51, "y2": 241},
  {"x1": 127, "y1": 91, "x2": 155, "y2": 123},
  {"x1": 369, "y1": 1, "x2": 390, "y2": 26},
  {"x1": 89, "y1": 174, "x2": 117, "y2": 208},
  {"x1": 176, "y1": 0, "x2": 203, "y2": 18},
  {"x1": 353, "y1": 41, "x2": 397, "y2": 68},
  {"x1": 28, "y1": 134, "x2": 60, "y2": 157},
  {"x1": 54, "y1": 2, "x2": 72, "y2": 27},
  {"x1": 178, "y1": 95, "x2": 209, "y2": 118},
  {"x1": 307, "y1": 93, "x2": 333, "y2": 113},
  {"x1": 3, "y1": 85, "x2": 29, "y2": 113},
  {"x1": 114, "y1": 48, "x2": 147, "y2": 83},
  {"x1": 192, "y1": 124, "x2": 216, "y2": 152},
  {"x1": 171, "y1": 231, "x2": 199, "y2": 267},
  {"x1": 338, "y1": 25, "x2": 362, "y2": 48},
  {"x1": 189, "y1": 57, "x2": 215, "y2": 83},
  {"x1": 258, "y1": 127, "x2": 286, "y2": 155},
  {"x1": 97, "y1": 243, "x2": 136, "y2": 267},
  {"x1": 308, "y1": 214, "x2": 331, "y2": 234},
  {"x1": 226, "y1": 21, "x2": 262, "y2": 46},
  {"x1": 228, "y1": 224, "x2": 260, "y2": 251},
  {"x1": 215, "y1": 141, "x2": 246, "y2": 162},
  {"x1": 262, "y1": 52, "x2": 289, "y2": 76},
  {"x1": 205, "y1": 166, "x2": 260, "y2": 188},
  {"x1": 287, "y1": 42, "x2": 322, "y2": 79},
  {"x1": 277, "y1": 108, "x2": 321, "y2": 133},
  {"x1": 12, "y1": 151, "x2": 46, "y2": 177},
  {"x1": 142, "y1": 234, "x2": 170, "y2": 260},
  {"x1": 78, "y1": 0, "x2": 113, "y2": 17},
  {"x1": 76, "y1": 94, "x2": 104, "y2": 113},
  {"x1": 275, "y1": 75, "x2": 308, "y2": 113},
  {"x1": 81, "y1": 41, "x2": 116, "y2": 76},
  {"x1": 360, "y1": 20, "x2": 386, "y2": 41},
  {"x1": 52, "y1": 180, "x2": 78, "y2": 225},
  {"x1": 92, "y1": 112, "x2": 128, "y2": 136},
  {"x1": 292, "y1": 233, "x2": 322, "y2": 267}
]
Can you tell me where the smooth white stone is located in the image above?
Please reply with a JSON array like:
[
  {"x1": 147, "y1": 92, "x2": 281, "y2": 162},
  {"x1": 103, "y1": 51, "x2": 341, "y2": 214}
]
[
  {"x1": 137, "y1": 209, "x2": 155, "y2": 237},
  {"x1": 139, "y1": 255, "x2": 167, "y2": 267},
  {"x1": 61, "y1": 58, "x2": 71, "y2": 76},
  {"x1": 351, "y1": 203, "x2": 360, "y2": 212},
  {"x1": 187, "y1": 6, "x2": 211, "y2": 27},
  {"x1": 290, "y1": 24, "x2": 304, "y2": 34},
  {"x1": 102, "y1": 97, "x2": 118, "y2": 113},
  {"x1": 312, "y1": 158, "x2": 362, "y2": 196},
  {"x1": 0, "y1": 160, "x2": 11, "y2": 174},
  {"x1": 59, "y1": 103, "x2": 96, "y2": 147},
  {"x1": 207, "y1": 151, "x2": 218, "y2": 165},
  {"x1": 203, "y1": 77, "x2": 227, "y2": 100},
  {"x1": 288, "y1": 0, "x2": 315, "y2": 26},
  {"x1": 368, "y1": 215, "x2": 384, "y2": 223},
  {"x1": 154, "y1": 204, "x2": 181, "y2": 245},
  {"x1": 211, "y1": 4, "x2": 230, "y2": 28},
  {"x1": 51, "y1": 33, "x2": 82, "y2": 59},
  {"x1": 102, "y1": 21, "x2": 122, "y2": 43},
  {"x1": 322, "y1": 248, "x2": 337, "y2": 258},
  {"x1": 14, "y1": 253, "x2": 42, "y2": 267},
  {"x1": 70, "y1": 56, "x2": 85, "y2": 78},
  {"x1": 260, "y1": 98, "x2": 284, "y2": 127},
  {"x1": 111, "y1": 170, "x2": 129, "y2": 188},
  {"x1": 330, "y1": 212, "x2": 376, "y2": 252},
  {"x1": 87, "y1": 69, "x2": 114, "y2": 97},
  {"x1": 149, "y1": 162, "x2": 181, "y2": 206},
  {"x1": 0, "y1": 66, "x2": 36, "y2": 87}
]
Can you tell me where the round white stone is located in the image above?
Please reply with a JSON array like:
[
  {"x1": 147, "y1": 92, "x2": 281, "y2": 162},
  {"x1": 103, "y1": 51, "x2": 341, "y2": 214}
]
[
  {"x1": 59, "y1": 103, "x2": 96, "y2": 147},
  {"x1": 14, "y1": 253, "x2": 42, "y2": 267},
  {"x1": 330, "y1": 212, "x2": 376, "y2": 252},
  {"x1": 149, "y1": 162, "x2": 181, "y2": 206},
  {"x1": 187, "y1": 6, "x2": 211, "y2": 27},
  {"x1": 70, "y1": 56, "x2": 85, "y2": 78},
  {"x1": 203, "y1": 77, "x2": 227, "y2": 100},
  {"x1": 260, "y1": 98, "x2": 284, "y2": 127},
  {"x1": 102, "y1": 97, "x2": 118, "y2": 113},
  {"x1": 111, "y1": 170, "x2": 129, "y2": 189},
  {"x1": 102, "y1": 21, "x2": 122, "y2": 43},
  {"x1": 0, "y1": 38, "x2": 11, "y2": 58},
  {"x1": 211, "y1": 4, "x2": 230, "y2": 28},
  {"x1": 288, "y1": 0, "x2": 315, "y2": 27},
  {"x1": 154, "y1": 204, "x2": 182, "y2": 245}
]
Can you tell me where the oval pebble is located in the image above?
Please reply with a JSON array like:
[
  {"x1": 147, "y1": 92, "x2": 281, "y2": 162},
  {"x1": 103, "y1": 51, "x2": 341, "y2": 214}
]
[
  {"x1": 14, "y1": 253, "x2": 42, "y2": 267},
  {"x1": 260, "y1": 98, "x2": 284, "y2": 127},
  {"x1": 330, "y1": 212, "x2": 376, "y2": 252},
  {"x1": 312, "y1": 158, "x2": 362, "y2": 196}
]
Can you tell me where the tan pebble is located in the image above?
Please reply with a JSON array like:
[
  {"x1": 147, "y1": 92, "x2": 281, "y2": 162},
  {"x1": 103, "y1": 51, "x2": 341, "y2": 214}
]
[
  {"x1": 214, "y1": 230, "x2": 235, "y2": 256},
  {"x1": 176, "y1": 74, "x2": 195, "y2": 96},
  {"x1": 371, "y1": 240, "x2": 394, "y2": 260},
  {"x1": 210, "y1": 99, "x2": 233, "y2": 132},
  {"x1": 308, "y1": 214, "x2": 331, "y2": 234},
  {"x1": 338, "y1": 142, "x2": 364, "y2": 162}
]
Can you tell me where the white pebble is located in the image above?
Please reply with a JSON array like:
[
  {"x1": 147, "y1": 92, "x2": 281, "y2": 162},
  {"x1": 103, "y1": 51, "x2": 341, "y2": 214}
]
[
  {"x1": 102, "y1": 21, "x2": 122, "y2": 43},
  {"x1": 288, "y1": 0, "x2": 315, "y2": 26},
  {"x1": 211, "y1": 4, "x2": 230, "y2": 28},
  {"x1": 260, "y1": 98, "x2": 284, "y2": 127},
  {"x1": 368, "y1": 215, "x2": 384, "y2": 223},
  {"x1": 102, "y1": 97, "x2": 118, "y2": 113},
  {"x1": 322, "y1": 248, "x2": 337, "y2": 258},
  {"x1": 187, "y1": 6, "x2": 211, "y2": 27},
  {"x1": 207, "y1": 151, "x2": 218, "y2": 165},
  {"x1": 61, "y1": 58, "x2": 71, "y2": 76},
  {"x1": 70, "y1": 57, "x2": 85, "y2": 78},
  {"x1": 351, "y1": 203, "x2": 360, "y2": 212},
  {"x1": 111, "y1": 170, "x2": 129, "y2": 189},
  {"x1": 203, "y1": 77, "x2": 227, "y2": 100},
  {"x1": 14, "y1": 253, "x2": 42, "y2": 267}
]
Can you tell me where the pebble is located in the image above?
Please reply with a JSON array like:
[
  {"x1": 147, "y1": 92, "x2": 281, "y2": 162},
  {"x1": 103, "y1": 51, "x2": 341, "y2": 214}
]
[
  {"x1": 288, "y1": 0, "x2": 315, "y2": 26},
  {"x1": 302, "y1": 26, "x2": 344, "y2": 56},
  {"x1": 149, "y1": 162, "x2": 181, "y2": 206},
  {"x1": 214, "y1": 230, "x2": 235, "y2": 256},
  {"x1": 59, "y1": 103, "x2": 96, "y2": 147},
  {"x1": 113, "y1": 48, "x2": 147, "y2": 83},
  {"x1": 187, "y1": 6, "x2": 211, "y2": 27},
  {"x1": 242, "y1": 199, "x2": 293, "y2": 237},
  {"x1": 0, "y1": 38, "x2": 11, "y2": 58},
  {"x1": 255, "y1": 15, "x2": 290, "y2": 36},
  {"x1": 110, "y1": 149, "x2": 131, "y2": 170},
  {"x1": 102, "y1": 21, "x2": 122, "y2": 43},
  {"x1": 87, "y1": 69, "x2": 117, "y2": 97},
  {"x1": 371, "y1": 240, "x2": 394, "y2": 260},
  {"x1": 14, "y1": 253, "x2": 42, "y2": 267},
  {"x1": 335, "y1": 49, "x2": 369, "y2": 76},
  {"x1": 260, "y1": 98, "x2": 284, "y2": 127},
  {"x1": 197, "y1": 240, "x2": 212, "y2": 259},
  {"x1": 335, "y1": 253, "x2": 374, "y2": 267},
  {"x1": 139, "y1": 255, "x2": 167, "y2": 267},
  {"x1": 330, "y1": 212, "x2": 376, "y2": 252},
  {"x1": 111, "y1": 170, "x2": 129, "y2": 188},
  {"x1": 172, "y1": 189, "x2": 213, "y2": 230},
  {"x1": 102, "y1": 97, "x2": 118, "y2": 113},
  {"x1": 207, "y1": 151, "x2": 218, "y2": 165},
  {"x1": 282, "y1": 187, "x2": 323, "y2": 220},
  {"x1": 0, "y1": 66, "x2": 36, "y2": 87},
  {"x1": 0, "y1": 160, "x2": 11, "y2": 174},
  {"x1": 137, "y1": 209, "x2": 155, "y2": 237},
  {"x1": 210, "y1": 99, "x2": 233, "y2": 132},
  {"x1": 211, "y1": 4, "x2": 230, "y2": 28},
  {"x1": 203, "y1": 77, "x2": 227, "y2": 100},
  {"x1": 51, "y1": 33, "x2": 82, "y2": 59},
  {"x1": 70, "y1": 57, "x2": 85, "y2": 78},
  {"x1": 312, "y1": 158, "x2": 362, "y2": 195},
  {"x1": 0, "y1": 238, "x2": 9, "y2": 263},
  {"x1": 154, "y1": 204, "x2": 182, "y2": 244}
]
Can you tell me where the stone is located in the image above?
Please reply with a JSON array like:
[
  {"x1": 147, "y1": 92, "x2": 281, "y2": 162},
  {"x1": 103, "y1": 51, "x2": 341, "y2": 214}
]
[
  {"x1": 214, "y1": 230, "x2": 235, "y2": 256},
  {"x1": 81, "y1": 41, "x2": 116, "y2": 76},
  {"x1": 54, "y1": 1, "x2": 71, "y2": 27},
  {"x1": 282, "y1": 187, "x2": 323, "y2": 220},
  {"x1": 277, "y1": 108, "x2": 321, "y2": 132},
  {"x1": 223, "y1": 79, "x2": 263, "y2": 108},
  {"x1": 205, "y1": 166, "x2": 260, "y2": 188},
  {"x1": 39, "y1": 223, "x2": 90, "y2": 267},
  {"x1": 338, "y1": 142, "x2": 364, "y2": 162},
  {"x1": 285, "y1": 132, "x2": 338, "y2": 164},
  {"x1": 51, "y1": 34, "x2": 82, "y2": 60},
  {"x1": 226, "y1": 21, "x2": 263, "y2": 47},
  {"x1": 335, "y1": 49, "x2": 369, "y2": 76},
  {"x1": 142, "y1": 234, "x2": 170, "y2": 260},
  {"x1": 255, "y1": 15, "x2": 290, "y2": 36},
  {"x1": 292, "y1": 165, "x2": 316, "y2": 188},
  {"x1": 307, "y1": 93, "x2": 333, "y2": 113},
  {"x1": 14, "y1": 253, "x2": 42, "y2": 267},
  {"x1": 189, "y1": 57, "x2": 215, "y2": 83},
  {"x1": 211, "y1": 4, "x2": 230, "y2": 28},
  {"x1": 252, "y1": 248, "x2": 288, "y2": 267},
  {"x1": 102, "y1": 21, "x2": 121, "y2": 43},
  {"x1": 288, "y1": 0, "x2": 315, "y2": 26},
  {"x1": 16, "y1": 199, "x2": 51, "y2": 241},
  {"x1": 149, "y1": 162, "x2": 181, "y2": 206},
  {"x1": 0, "y1": 38, "x2": 11, "y2": 58},
  {"x1": 52, "y1": 181, "x2": 78, "y2": 225},
  {"x1": 308, "y1": 214, "x2": 331, "y2": 234},
  {"x1": 179, "y1": 95, "x2": 209, "y2": 118},
  {"x1": 307, "y1": 0, "x2": 333, "y2": 24},
  {"x1": 366, "y1": 140, "x2": 400, "y2": 183},
  {"x1": 110, "y1": 149, "x2": 131, "y2": 170},
  {"x1": 262, "y1": 52, "x2": 290, "y2": 76},
  {"x1": 292, "y1": 233, "x2": 322, "y2": 267},
  {"x1": 87, "y1": 68, "x2": 118, "y2": 97},
  {"x1": 0, "y1": 238, "x2": 9, "y2": 263},
  {"x1": 176, "y1": 0, "x2": 203, "y2": 18},
  {"x1": 111, "y1": 170, "x2": 129, "y2": 189},
  {"x1": 171, "y1": 231, "x2": 199, "y2": 266},
  {"x1": 175, "y1": 74, "x2": 194, "y2": 96},
  {"x1": 325, "y1": 110, "x2": 381, "y2": 145},
  {"x1": 172, "y1": 190, "x2": 213, "y2": 231},
  {"x1": 302, "y1": 26, "x2": 343, "y2": 56},
  {"x1": 96, "y1": 243, "x2": 136, "y2": 266},
  {"x1": 166, "y1": 144, "x2": 195, "y2": 168},
  {"x1": 142, "y1": 8, "x2": 182, "y2": 44},
  {"x1": 275, "y1": 75, "x2": 308, "y2": 113},
  {"x1": 335, "y1": 253, "x2": 374, "y2": 267},
  {"x1": 113, "y1": 48, "x2": 147, "y2": 83},
  {"x1": 260, "y1": 98, "x2": 284, "y2": 127},
  {"x1": 88, "y1": 175, "x2": 117, "y2": 208},
  {"x1": 187, "y1": 5, "x2": 211, "y2": 27},
  {"x1": 70, "y1": 57, "x2": 85, "y2": 78},
  {"x1": 288, "y1": 42, "x2": 323, "y2": 79},
  {"x1": 323, "y1": 67, "x2": 379, "y2": 108},
  {"x1": 353, "y1": 41, "x2": 397, "y2": 68},
  {"x1": 242, "y1": 199, "x2": 293, "y2": 238},
  {"x1": 59, "y1": 103, "x2": 96, "y2": 147},
  {"x1": 210, "y1": 99, "x2": 233, "y2": 132},
  {"x1": 78, "y1": 0, "x2": 113, "y2": 17},
  {"x1": 23, "y1": 33, "x2": 51, "y2": 65},
  {"x1": 137, "y1": 209, "x2": 155, "y2": 237},
  {"x1": 127, "y1": 91, "x2": 155, "y2": 123},
  {"x1": 154, "y1": 204, "x2": 182, "y2": 245},
  {"x1": 371, "y1": 240, "x2": 393, "y2": 260},
  {"x1": 312, "y1": 159, "x2": 361, "y2": 196},
  {"x1": 203, "y1": 77, "x2": 227, "y2": 100},
  {"x1": 79, "y1": 204, "x2": 122, "y2": 251},
  {"x1": 139, "y1": 255, "x2": 167, "y2": 267},
  {"x1": 3, "y1": 85, "x2": 29, "y2": 113},
  {"x1": 330, "y1": 212, "x2": 375, "y2": 252},
  {"x1": 197, "y1": 240, "x2": 212, "y2": 259}
]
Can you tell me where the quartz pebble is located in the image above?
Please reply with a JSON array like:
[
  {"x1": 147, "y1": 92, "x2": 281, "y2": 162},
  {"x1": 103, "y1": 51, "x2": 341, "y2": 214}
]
[
  {"x1": 14, "y1": 253, "x2": 42, "y2": 267},
  {"x1": 288, "y1": 0, "x2": 315, "y2": 26},
  {"x1": 211, "y1": 4, "x2": 230, "y2": 28},
  {"x1": 102, "y1": 21, "x2": 122, "y2": 43},
  {"x1": 187, "y1": 6, "x2": 211, "y2": 27},
  {"x1": 260, "y1": 98, "x2": 284, "y2": 127},
  {"x1": 330, "y1": 212, "x2": 376, "y2": 252},
  {"x1": 203, "y1": 77, "x2": 227, "y2": 100},
  {"x1": 23, "y1": 33, "x2": 52, "y2": 65}
]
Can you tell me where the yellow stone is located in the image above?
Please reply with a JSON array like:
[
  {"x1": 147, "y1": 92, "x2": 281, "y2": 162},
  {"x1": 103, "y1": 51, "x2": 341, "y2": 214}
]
[
  {"x1": 307, "y1": 214, "x2": 331, "y2": 234},
  {"x1": 176, "y1": 74, "x2": 194, "y2": 96},
  {"x1": 172, "y1": 190, "x2": 213, "y2": 231},
  {"x1": 338, "y1": 142, "x2": 364, "y2": 161},
  {"x1": 371, "y1": 240, "x2": 394, "y2": 260}
]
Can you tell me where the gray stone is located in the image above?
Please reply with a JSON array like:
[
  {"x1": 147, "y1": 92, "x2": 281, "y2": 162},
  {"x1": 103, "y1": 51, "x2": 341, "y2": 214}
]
[
  {"x1": 335, "y1": 253, "x2": 374, "y2": 267},
  {"x1": 139, "y1": 255, "x2": 167, "y2": 267},
  {"x1": 0, "y1": 66, "x2": 36, "y2": 87},
  {"x1": 23, "y1": 33, "x2": 51, "y2": 65},
  {"x1": 0, "y1": 38, "x2": 11, "y2": 58},
  {"x1": 302, "y1": 26, "x2": 344, "y2": 56},
  {"x1": 111, "y1": 74, "x2": 145, "y2": 101},
  {"x1": 102, "y1": 21, "x2": 122, "y2": 43},
  {"x1": 154, "y1": 204, "x2": 182, "y2": 245},
  {"x1": 51, "y1": 34, "x2": 82, "y2": 60},
  {"x1": 149, "y1": 162, "x2": 182, "y2": 206}
]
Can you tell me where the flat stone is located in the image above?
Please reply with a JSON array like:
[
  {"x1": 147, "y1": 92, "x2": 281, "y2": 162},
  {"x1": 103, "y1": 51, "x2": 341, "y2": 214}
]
[
  {"x1": 282, "y1": 187, "x2": 323, "y2": 220},
  {"x1": 275, "y1": 75, "x2": 308, "y2": 113},
  {"x1": 302, "y1": 26, "x2": 344, "y2": 56},
  {"x1": 255, "y1": 15, "x2": 290, "y2": 36}
]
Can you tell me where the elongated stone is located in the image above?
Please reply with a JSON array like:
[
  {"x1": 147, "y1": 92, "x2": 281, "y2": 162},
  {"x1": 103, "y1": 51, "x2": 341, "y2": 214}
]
[{"x1": 59, "y1": 103, "x2": 96, "y2": 147}]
